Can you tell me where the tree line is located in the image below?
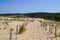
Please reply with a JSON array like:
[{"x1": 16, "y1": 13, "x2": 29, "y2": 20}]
[{"x1": 0, "y1": 12, "x2": 60, "y2": 22}]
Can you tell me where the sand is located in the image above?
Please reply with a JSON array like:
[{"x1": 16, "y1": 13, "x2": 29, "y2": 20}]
[{"x1": 0, "y1": 17, "x2": 60, "y2": 40}]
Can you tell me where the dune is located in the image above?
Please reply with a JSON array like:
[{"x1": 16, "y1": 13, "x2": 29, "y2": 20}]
[{"x1": 0, "y1": 17, "x2": 60, "y2": 40}]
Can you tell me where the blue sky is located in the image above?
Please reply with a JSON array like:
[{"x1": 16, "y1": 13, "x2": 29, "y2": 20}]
[{"x1": 0, "y1": 0, "x2": 60, "y2": 13}]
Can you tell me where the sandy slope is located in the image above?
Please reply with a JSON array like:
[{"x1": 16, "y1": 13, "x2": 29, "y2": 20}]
[{"x1": 0, "y1": 18, "x2": 60, "y2": 40}]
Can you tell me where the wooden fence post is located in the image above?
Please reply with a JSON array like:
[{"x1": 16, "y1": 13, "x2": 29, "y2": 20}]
[
  {"x1": 55, "y1": 24, "x2": 57, "y2": 37},
  {"x1": 15, "y1": 25, "x2": 18, "y2": 40},
  {"x1": 10, "y1": 28, "x2": 13, "y2": 40}
]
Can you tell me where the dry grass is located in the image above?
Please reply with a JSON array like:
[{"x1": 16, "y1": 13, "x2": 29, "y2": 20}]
[{"x1": 18, "y1": 25, "x2": 26, "y2": 34}]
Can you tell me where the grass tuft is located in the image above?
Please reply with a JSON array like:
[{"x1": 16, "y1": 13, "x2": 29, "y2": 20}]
[{"x1": 18, "y1": 25, "x2": 26, "y2": 34}]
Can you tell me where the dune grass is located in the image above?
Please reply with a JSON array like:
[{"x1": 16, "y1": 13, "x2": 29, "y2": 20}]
[{"x1": 18, "y1": 25, "x2": 26, "y2": 34}]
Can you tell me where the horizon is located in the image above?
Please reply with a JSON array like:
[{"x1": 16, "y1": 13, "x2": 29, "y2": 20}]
[
  {"x1": 0, "y1": 12, "x2": 60, "y2": 14},
  {"x1": 0, "y1": 0, "x2": 60, "y2": 13}
]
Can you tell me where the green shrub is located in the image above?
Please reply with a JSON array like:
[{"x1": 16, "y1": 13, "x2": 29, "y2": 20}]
[{"x1": 18, "y1": 25, "x2": 26, "y2": 34}]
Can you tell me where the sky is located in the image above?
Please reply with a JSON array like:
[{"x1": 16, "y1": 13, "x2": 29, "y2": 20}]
[{"x1": 0, "y1": 0, "x2": 60, "y2": 13}]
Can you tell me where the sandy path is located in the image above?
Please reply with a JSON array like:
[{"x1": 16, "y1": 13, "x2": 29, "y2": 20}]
[{"x1": 0, "y1": 19, "x2": 59, "y2": 40}]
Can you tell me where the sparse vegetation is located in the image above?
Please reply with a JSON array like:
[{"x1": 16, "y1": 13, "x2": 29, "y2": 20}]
[
  {"x1": 0, "y1": 28, "x2": 1, "y2": 30},
  {"x1": 0, "y1": 12, "x2": 60, "y2": 22},
  {"x1": 18, "y1": 25, "x2": 26, "y2": 34},
  {"x1": 4, "y1": 27, "x2": 7, "y2": 29}
]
